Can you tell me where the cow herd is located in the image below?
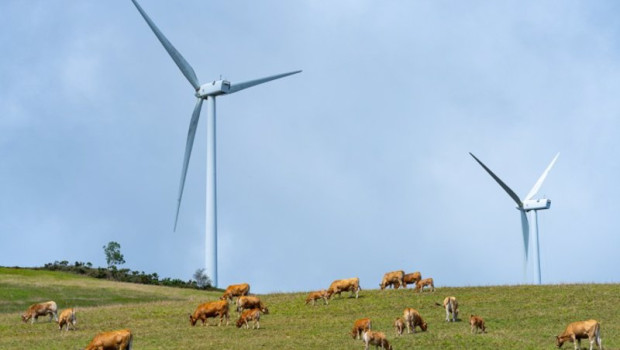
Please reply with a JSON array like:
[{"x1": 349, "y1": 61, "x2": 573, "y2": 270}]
[
  {"x1": 309, "y1": 270, "x2": 603, "y2": 350},
  {"x1": 18, "y1": 271, "x2": 604, "y2": 349}
]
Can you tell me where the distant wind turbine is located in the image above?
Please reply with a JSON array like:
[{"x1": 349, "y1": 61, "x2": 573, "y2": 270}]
[
  {"x1": 131, "y1": 0, "x2": 301, "y2": 287},
  {"x1": 469, "y1": 152, "x2": 559, "y2": 285}
]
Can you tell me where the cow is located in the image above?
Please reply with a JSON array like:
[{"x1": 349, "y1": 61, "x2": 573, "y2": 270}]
[
  {"x1": 380, "y1": 270, "x2": 405, "y2": 290},
  {"x1": 220, "y1": 283, "x2": 250, "y2": 302},
  {"x1": 326, "y1": 277, "x2": 361, "y2": 299},
  {"x1": 236, "y1": 295, "x2": 269, "y2": 314},
  {"x1": 21, "y1": 301, "x2": 58, "y2": 324},
  {"x1": 305, "y1": 290, "x2": 328, "y2": 306},
  {"x1": 469, "y1": 314, "x2": 486, "y2": 334},
  {"x1": 83, "y1": 329, "x2": 133, "y2": 350},
  {"x1": 555, "y1": 319, "x2": 602, "y2": 350},
  {"x1": 189, "y1": 300, "x2": 230, "y2": 326},
  {"x1": 235, "y1": 308, "x2": 262, "y2": 329},
  {"x1": 438, "y1": 296, "x2": 458, "y2": 322},
  {"x1": 362, "y1": 330, "x2": 393, "y2": 350},
  {"x1": 415, "y1": 278, "x2": 435, "y2": 293},
  {"x1": 402, "y1": 271, "x2": 422, "y2": 287},
  {"x1": 403, "y1": 308, "x2": 428, "y2": 333},
  {"x1": 58, "y1": 308, "x2": 77, "y2": 332},
  {"x1": 351, "y1": 318, "x2": 372, "y2": 340},
  {"x1": 393, "y1": 317, "x2": 405, "y2": 336}
]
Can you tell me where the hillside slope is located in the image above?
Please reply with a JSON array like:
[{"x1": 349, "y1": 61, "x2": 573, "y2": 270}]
[{"x1": 1, "y1": 268, "x2": 617, "y2": 349}]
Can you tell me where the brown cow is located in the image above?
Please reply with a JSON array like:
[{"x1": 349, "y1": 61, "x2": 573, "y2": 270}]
[
  {"x1": 469, "y1": 314, "x2": 486, "y2": 334},
  {"x1": 220, "y1": 283, "x2": 250, "y2": 302},
  {"x1": 393, "y1": 317, "x2": 405, "y2": 336},
  {"x1": 351, "y1": 318, "x2": 372, "y2": 340},
  {"x1": 380, "y1": 270, "x2": 405, "y2": 290},
  {"x1": 58, "y1": 308, "x2": 77, "y2": 332},
  {"x1": 21, "y1": 301, "x2": 58, "y2": 324},
  {"x1": 441, "y1": 296, "x2": 458, "y2": 322},
  {"x1": 402, "y1": 271, "x2": 422, "y2": 287},
  {"x1": 189, "y1": 300, "x2": 229, "y2": 326},
  {"x1": 556, "y1": 319, "x2": 602, "y2": 350},
  {"x1": 236, "y1": 295, "x2": 269, "y2": 314},
  {"x1": 415, "y1": 278, "x2": 435, "y2": 293},
  {"x1": 403, "y1": 308, "x2": 428, "y2": 333},
  {"x1": 305, "y1": 290, "x2": 328, "y2": 306},
  {"x1": 327, "y1": 277, "x2": 361, "y2": 299},
  {"x1": 235, "y1": 308, "x2": 262, "y2": 329},
  {"x1": 362, "y1": 330, "x2": 393, "y2": 350},
  {"x1": 83, "y1": 329, "x2": 133, "y2": 350}
]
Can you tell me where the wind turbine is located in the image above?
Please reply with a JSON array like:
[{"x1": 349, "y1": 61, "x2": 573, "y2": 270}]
[
  {"x1": 469, "y1": 152, "x2": 559, "y2": 285},
  {"x1": 131, "y1": 0, "x2": 301, "y2": 287}
]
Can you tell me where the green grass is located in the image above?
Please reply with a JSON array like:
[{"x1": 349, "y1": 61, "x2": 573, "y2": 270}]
[{"x1": 0, "y1": 267, "x2": 618, "y2": 349}]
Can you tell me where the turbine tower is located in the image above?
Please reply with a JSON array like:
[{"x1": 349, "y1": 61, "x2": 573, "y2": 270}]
[
  {"x1": 469, "y1": 152, "x2": 559, "y2": 285},
  {"x1": 131, "y1": 0, "x2": 301, "y2": 287}
]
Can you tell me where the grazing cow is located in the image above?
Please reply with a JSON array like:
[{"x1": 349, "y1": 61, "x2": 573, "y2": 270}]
[
  {"x1": 327, "y1": 277, "x2": 361, "y2": 299},
  {"x1": 415, "y1": 278, "x2": 435, "y2": 293},
  {"x1": 440, "y1": 296, "x2": 458, "y2": 322},
  {"x1": 58, "y1": 308, "x2": 77, "y2": 332},
  {"x1": 402, "y1": 271, "x2": 422, "y2": 287},
  {"x1": 351, "y1": 318, "x2": 372, "y2": 340},
  {"x1": 393, "y1": 317, "x2": 405, "y2": 336},
  {"x1": 21, "y1": 301, "x2": 58, "y2": 324},
  {"x1": 220, "y1": 283, "x2": 250, "y2": 302},
  {"x1": 362, "y1": 330, "x2": 393, "y2": 350},
  {"x1": 189, "y1": 300, "x2": 229, "y2": 326},
  {"x1": 235, "y1": 308, "x2": 262, "y2": 329},
  {"x1": 556, "y1": 319, "x2": 602, "y2": 350},
  {"x1": 380, "y1": 270, "x2": 405, "y2": 290},
  {"x1": 403, "y1": 308, "x2": 428, "y2": 333},
  {"x1": 236, "y1": 296, "x2": 269, "y2": 314},
  {"x1": 83, "y1": 329, "x2": 133, "y2": 350},
  {"x1": 305, "y1": 290, "x2": 328, "y2": 306},
  {"x1": 469, "y1": 314, "x2": 486, "y2": 334}
]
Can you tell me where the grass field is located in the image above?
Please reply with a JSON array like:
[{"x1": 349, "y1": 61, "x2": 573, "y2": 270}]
[{"x1": 1, "y1": 267, "x2": 617, "y2": 349}]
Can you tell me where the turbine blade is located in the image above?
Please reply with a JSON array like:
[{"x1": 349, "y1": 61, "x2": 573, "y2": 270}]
[
  {"x1": 228, "y1": 70, "x2": 302, "y2": 94},
  {"x1": 520, "y1": 210, "x2": 529, "y2": 262},
  {"x1": 525, "y1": 153, "x2": 559, "y2": 201},
  {"x1": 131, "y1": 0, "x2": 201, "y2": 91},
  {"x1": 469, "y1": 153, "x2": 523, "y2": 207},
  {"x1": 174, "y1": 98, "x2": 204, "y2": 230}
]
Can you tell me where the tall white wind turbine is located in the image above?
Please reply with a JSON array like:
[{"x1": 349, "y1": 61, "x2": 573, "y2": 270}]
[
  {"x1": 131, "y1": 0, "x2": 301, "y2": 287},
  {"x1": 469, "y1": 152, "x2": 559, "y2": 285}
]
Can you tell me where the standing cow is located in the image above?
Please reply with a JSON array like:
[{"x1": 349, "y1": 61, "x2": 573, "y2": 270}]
[
  {"x1": 326, "y1": 277, "x2": 361, "y2": 299},
  {"x1": 556, "y1": 319, "x2": 602, "y2": 350},
  {"x1": 21, "y1": 301, "x2": 58, "y2": 324},
  {"x1": 380, "y1": 270, "x2": 405, "y2": 290},
  {"x1": 58, "y1": 308, "x2": 77, "y2": 331}
]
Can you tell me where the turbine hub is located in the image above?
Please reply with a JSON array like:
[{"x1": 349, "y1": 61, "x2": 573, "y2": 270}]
[{"x1": 197, "y1": 80, "x2": 231, "y2": 98}]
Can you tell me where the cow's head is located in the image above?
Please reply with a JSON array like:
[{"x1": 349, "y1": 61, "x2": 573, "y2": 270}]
[
  {"x1": 555, "y1": 335, "x2": 564, "y2": 348},
  {"x1": 189, "y1": 313, "x2": 198, "y2": 326},
  {"x1": 21, "y1": 313, "x2": 31, "y2": 323},
  {"x1": 379, "y1": 282, "x2": 386, "y2": 290},
  {"x1": 260, "y1": 307, "x2": 269, "y2": 315},
  {"x1": 420, "y1": 321, "x2": 428, "y2": 332},
  {"x1": 235, "y1": 318, "x2": 245, "y2": 328}
]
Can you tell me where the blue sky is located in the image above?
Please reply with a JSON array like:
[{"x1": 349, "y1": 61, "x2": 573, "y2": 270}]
[{"x1": 1, "y1": 1, "x2": 619, "y2": 293}]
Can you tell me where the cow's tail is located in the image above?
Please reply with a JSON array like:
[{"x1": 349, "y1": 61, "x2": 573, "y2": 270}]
[{"x1": 595, "y1": 322, "x2": 602, "y2": 349}]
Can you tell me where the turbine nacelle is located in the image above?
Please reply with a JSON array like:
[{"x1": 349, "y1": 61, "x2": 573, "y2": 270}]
[
  {"x1": 197, "y1": 80, "x2": 231, "y2": 98},
  {"x1": 521, "y1": 198, "x2": 551, "y2": 211}
]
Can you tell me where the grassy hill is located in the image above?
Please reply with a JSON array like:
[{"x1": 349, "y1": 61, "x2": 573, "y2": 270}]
[{"x1": 1, "y1": 267, "x2": 617, "y2": 349}]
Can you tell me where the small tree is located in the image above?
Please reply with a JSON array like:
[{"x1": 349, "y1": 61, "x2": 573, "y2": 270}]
[
  {"x1": 103, "y1": 241, "x2": 126, "y2": 267},
  {"x1": 193, "y1": 268, "x2": 212, "y2": 289}
]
